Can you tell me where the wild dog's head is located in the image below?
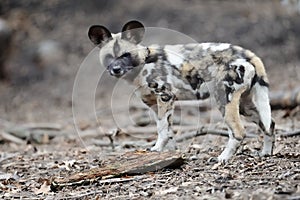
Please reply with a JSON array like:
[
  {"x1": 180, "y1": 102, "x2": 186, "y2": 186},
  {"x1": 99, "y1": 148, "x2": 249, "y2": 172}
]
[{"x1": 88, "y1": 20, "x2": 148, "y2": 77}]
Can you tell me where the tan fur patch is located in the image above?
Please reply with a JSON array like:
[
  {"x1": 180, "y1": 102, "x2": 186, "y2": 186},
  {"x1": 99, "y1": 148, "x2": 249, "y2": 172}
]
[
  {"x1": 157, "y1": 97, "x2": 174, "y2": 120},
  {"x1": 244, "y1": 49, "x2": 269, "y2": 84},
  {"x1": 181, "y1": 62, "x2": 193, "y2": 72},
  {"x1": 250, "y1": 55, "x2": 269, "y2": 83},
  {"x1": 141, "y1": 93, "x2": 157, "y2": 107},
  {"x1": 224, "y1": 87, "x2": 247, "y2": 140}
]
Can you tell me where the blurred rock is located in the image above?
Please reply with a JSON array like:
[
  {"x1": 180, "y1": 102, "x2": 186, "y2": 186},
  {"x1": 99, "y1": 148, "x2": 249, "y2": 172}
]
[
  {"x1": 33, "y1": 40, "x2": 64, "y2": 69},
  {"x1": 31, "y1": 40, "x2": 64, "y2": 80},
  {"x1": 281, "y1": 0, "x2": 300, "y2": 14}
]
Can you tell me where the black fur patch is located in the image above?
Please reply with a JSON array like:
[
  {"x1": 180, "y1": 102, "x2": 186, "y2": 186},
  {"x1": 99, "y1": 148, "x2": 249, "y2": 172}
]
[
  {"x1": 167, "y1": 114, "x2": 172, "y2": 131},
  {"x1": 161, "y1": 93, "x2": 173, "y2": 102},
  {"x1": 196, "y1": 91, "x2": 210, "y2": 99},
  {"x1": 146, "y1": 54, "x2": 158, "y2": 63},
  {"x1": 196, "y1": 92, "x2": 201, "y2": 99},
  {"x1": 224, "y1": 74, "x2": 234, "y2": 86},
  {"x1": 225, "y1": 85, "x2": 234, "y2": 102},
  {"x1": 186, "y1": 74, "x2": 204, "y2": 90},
  {"x1": 130, "y1": 53, "x2": 141, "y2": 67},
  {"x1": 251, "y1": 74, "x2": 269, "y2": 88},
  {"x1": 162, "y1": 83, "x2": 171, "y2": 91},
  {"x1": 235, "y1": 65, "x2": 245, "y2": 84},
  {"x1": 148, "y1": 82, "x2": 158, "y2": 88},
  {"x1": 258, "y1": 77, "x2": 269, "y2": 87}
]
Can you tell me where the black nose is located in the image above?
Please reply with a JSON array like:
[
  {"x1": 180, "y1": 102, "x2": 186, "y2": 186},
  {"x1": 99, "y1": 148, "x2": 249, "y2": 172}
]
[{"x1": 112, "y1": 66, "x2": 121, "y2": 74}]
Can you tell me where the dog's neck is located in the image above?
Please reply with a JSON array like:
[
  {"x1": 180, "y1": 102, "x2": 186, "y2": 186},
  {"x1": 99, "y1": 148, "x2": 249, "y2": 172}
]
[
  {"x1": 145, "y1": 45, "x2": 166, "y2": 64},
  {"x1": 122, "y1": 45, "x2": 163, "y2": 83}
]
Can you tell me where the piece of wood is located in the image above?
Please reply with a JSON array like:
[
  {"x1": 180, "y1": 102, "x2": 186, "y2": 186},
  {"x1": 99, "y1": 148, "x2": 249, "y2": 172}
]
[
  {"x1": 176, "y1": 128, "x2": 258, "y2": 142},
  {"x1": 175, "y1": 128, "x2": 228, "y2": 142},
  {"x1": 120, "y1": 125, "x2": 221, "y2": 136},
  {"x1": 270, "y1": 87, "x2": 300, "y2": 110},
  {"x1": 278, "y1": 129, "x2": 300, "y2": 137},
  {"x1": 51, "y1": 151, "x2": 185, "y2": 191},
  {"x1": 4, "y1": 125, "x2": 67, "y2": 144},
  {"x1": 0, "y1": 131, "x2": 26, "y2": 145},
  {"x1": 19, "y1": 123, "x2": 62, "y2": 130}
]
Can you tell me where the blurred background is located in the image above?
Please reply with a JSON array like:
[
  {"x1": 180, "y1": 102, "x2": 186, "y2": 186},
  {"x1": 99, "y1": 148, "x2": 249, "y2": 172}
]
[{"x1": 0, "y1": 0, "x2": 299, "y2": 124}]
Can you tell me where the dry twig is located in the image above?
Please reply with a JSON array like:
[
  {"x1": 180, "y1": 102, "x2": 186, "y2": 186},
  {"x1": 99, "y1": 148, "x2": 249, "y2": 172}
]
[
  {"x1": 270, "y1": 87, "x2": 300, "y2": 110},
  {"x1": 278, "y1": 129, "x2": 300, "y2": 137}
]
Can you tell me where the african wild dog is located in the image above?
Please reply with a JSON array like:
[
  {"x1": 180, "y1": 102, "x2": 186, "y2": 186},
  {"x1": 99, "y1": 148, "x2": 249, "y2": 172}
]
[{"x1": 88, "y1": 20, "x2": 275, "y2": 163}]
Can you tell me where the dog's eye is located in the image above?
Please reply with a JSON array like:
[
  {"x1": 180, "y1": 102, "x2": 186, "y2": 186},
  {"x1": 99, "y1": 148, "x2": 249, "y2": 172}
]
[
  {"x1": 120, "y1": 52, "x2": 131, "y2": 58},
  {"x1": 104, "y1": 54, "x2": 114, "y2": 65}
]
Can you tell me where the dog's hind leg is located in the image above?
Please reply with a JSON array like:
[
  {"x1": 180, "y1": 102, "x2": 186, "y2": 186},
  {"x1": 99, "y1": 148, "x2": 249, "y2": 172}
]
[{"x1": 252, "y1": 83, "x2": 275, "y2": 156}]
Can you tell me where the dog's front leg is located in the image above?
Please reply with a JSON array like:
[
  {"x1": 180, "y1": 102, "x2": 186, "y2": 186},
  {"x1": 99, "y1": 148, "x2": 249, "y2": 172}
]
[{"x1": 151, "y1": 92, "x2": 176, "y2": 151}]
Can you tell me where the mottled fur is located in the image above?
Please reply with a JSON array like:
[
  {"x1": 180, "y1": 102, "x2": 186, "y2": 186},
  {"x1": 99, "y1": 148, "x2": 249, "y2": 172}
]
[{"x1": 88, "y1": 21, "x2": 275, "y2": 162}]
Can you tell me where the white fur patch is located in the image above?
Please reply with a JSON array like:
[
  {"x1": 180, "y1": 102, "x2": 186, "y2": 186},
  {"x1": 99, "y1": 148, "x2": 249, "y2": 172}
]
[
  {"x1": 200, "y1": 43, "x2": 231, "y2": 52},
  {"x1": 261, "y1": 134, "x2": 274, "y2": 156},
  {"x1": 253, "y1": 83, "x2": 272, "y2": 133},
  {"x1": 151, "y1": 109, "x2": 174, "y2": 151},
  {"x1": 253, "y1": 84, "x2": 272, "y2": 132},
  {"x1": 164, "y1": 45, "x2": 184, "y2": 66},
  {"x1": 200, "y1": 43, "x2": 212, "y2": 50},
  {"x1": 210, "y1": 43, "x2": 231, "y2": 51},
  {"x1": 218, "y1": 137, "x2": 241, "y2": 162}
]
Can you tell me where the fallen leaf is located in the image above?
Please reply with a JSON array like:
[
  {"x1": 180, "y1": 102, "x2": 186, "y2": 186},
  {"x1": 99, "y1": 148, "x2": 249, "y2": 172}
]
[
  {"x1": 273, "y1": 144, "x2": 285, "y2": 155},
  {"x1": 33, "y1": 181, "x2": 50, "y2": 195},
  {"x1": 155, "y1": 186, "x2": 178, "y2": 195}
]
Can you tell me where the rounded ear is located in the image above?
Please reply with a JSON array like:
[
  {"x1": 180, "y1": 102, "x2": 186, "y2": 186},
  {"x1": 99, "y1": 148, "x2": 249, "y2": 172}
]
[
  {"x1": 88, "y1": 25, "x2": 112, "y2": 45},
  {"x1": 121, "y1": 20, "x2": 145, "y2": 44}
]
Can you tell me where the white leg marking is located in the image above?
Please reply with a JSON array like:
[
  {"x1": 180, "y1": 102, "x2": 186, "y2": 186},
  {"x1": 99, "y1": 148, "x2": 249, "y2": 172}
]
[
  {"x1": 164, "y1": 45, "x2": 184, "y2": 66},
  {"x1": 260, "y1": 134, "x2": 274, "y2": 156},
  {"x1": 253, "y1": 83, "x2": 274, "y2": 156},
  {"x1": 218, "y1": 131, "x2": 241, "y2": 163},
  {"x1": 252, "y1": 84, "x2": 272, "y2": 133},
  {"x1": 151, "y1": 115, "x2": 172, "y2": 151}
]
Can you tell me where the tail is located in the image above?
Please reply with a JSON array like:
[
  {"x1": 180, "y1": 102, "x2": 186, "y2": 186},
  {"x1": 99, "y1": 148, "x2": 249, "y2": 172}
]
[{"x1": 244, "y1": 49, "x2": 272, "y2": 133}]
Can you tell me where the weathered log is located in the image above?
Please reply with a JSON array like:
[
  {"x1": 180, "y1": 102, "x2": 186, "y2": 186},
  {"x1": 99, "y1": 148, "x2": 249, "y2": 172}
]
[
  {"x1": 270, "y1": 87, "x2": 300, "y2": 110},
  {"x1": 278, "y1": 129, "x2": 300, "y2": 137},
  {"x1": 0, "y1": 131, "x2": 26, "y2": 145},
  {"x1": 51, "y1": 151, "x2": 185, "y2": 191},
  {"x1": 4, "y1": 123, "x2": 65, "y2": 144}
]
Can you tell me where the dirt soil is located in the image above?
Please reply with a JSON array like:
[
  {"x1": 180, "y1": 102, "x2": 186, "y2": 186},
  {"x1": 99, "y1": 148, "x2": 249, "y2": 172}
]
[{"x1": 0, "y1": 0, "x2": 300, "y2": 199}]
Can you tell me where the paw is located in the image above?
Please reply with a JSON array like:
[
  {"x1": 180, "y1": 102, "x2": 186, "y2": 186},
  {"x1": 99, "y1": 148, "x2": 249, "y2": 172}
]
[
  {"x1": 165, "y1": 138, "x2": 177, "y2": 150},
  {"x1": 258, "y1": 149, "x2": 272, "y2": 157},
  {"x1": 217, "y1": 138, "x2": 241, "y2": 163},
  {"x1": 150, "y1": 145, "x2": 163, "y2": 152},
  {"x1": 217, "y1": 153, "x2": 231, "y2": 164},
  {"x1": 150, "y1": 139, "x2": 176, "y2": 152},
  {"x1": 260, "y1": 136, "x2": 274, "y2": 157}
]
